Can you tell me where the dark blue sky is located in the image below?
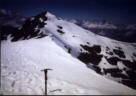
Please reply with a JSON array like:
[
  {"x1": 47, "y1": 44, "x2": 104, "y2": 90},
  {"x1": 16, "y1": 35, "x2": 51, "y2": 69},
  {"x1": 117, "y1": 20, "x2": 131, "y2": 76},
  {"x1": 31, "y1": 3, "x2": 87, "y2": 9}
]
[{"x1": 1, "y1": 0, "x2": 136, "y2": 24}]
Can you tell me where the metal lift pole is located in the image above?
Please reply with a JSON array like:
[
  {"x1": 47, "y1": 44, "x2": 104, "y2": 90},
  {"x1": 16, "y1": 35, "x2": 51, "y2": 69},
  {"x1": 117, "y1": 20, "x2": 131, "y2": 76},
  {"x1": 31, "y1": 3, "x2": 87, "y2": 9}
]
[{"x1": 41, "y1": 68, "x2": 52, "y2": 95}]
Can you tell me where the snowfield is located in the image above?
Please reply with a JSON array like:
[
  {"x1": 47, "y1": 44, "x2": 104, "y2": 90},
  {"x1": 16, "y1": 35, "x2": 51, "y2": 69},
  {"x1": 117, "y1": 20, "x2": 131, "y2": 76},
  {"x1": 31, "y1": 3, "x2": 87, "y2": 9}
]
[
  {"x1": 1, "y1": 12, "x2": 136, "y2": 95},
  {"x1": 1, "y1": 38, "x2": 136, "y2": 95}
]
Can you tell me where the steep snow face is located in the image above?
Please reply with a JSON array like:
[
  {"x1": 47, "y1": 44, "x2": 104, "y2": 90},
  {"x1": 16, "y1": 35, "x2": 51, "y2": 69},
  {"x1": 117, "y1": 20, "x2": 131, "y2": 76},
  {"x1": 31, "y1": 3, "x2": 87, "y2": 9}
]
[
  {"x1": 1, "y1": 37, "x2": 136, "y2": 95},
  {"x1": 1, "y1": 12, "x2": 136, "y2": 94}
]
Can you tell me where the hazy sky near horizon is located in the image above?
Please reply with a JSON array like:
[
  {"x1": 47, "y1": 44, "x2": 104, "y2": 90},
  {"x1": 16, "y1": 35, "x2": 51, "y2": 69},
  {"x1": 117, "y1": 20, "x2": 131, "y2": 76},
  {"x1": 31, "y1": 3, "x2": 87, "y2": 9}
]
[{"x1": 1, "y1": 0, "x2": 136, "y2": 24}]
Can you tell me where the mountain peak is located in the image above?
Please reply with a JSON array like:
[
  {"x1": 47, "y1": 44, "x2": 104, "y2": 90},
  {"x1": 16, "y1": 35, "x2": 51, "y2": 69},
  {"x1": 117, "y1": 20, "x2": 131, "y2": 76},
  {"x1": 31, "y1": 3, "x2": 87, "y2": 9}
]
[
  {"x1": 1, "y1": 10, "x2": 136, "y2": 93},
  {"x1": 30, "y1": 11, "x2": 58, "y2": 22},
  {"x1": 33, "y1": 11, "x2": 48, "y2": 21}
]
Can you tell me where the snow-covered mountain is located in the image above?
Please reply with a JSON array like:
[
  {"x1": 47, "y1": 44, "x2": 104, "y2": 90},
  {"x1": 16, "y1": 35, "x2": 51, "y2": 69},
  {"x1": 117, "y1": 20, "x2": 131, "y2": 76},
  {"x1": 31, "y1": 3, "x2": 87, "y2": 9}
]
[
  {"x1": 69, "y1": 19, "x2": 136, "y2": 43},
  {"x1": 1, "y1": 12, "x2": 136, "y2": 95}
]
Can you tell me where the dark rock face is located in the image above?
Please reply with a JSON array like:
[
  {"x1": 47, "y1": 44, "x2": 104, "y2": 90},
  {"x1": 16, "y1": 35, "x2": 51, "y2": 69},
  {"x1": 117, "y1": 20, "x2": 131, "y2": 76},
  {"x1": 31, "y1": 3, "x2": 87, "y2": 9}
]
[
  {"x1": 115, "y1": 46, "x2": 122, "y2": 50},
  {"x1": 104, "y1": 56, "x2": 136, "y2": 89},
  {"x1": 57, "y1": 25, "x2": 65, "y2": 34},
  {"x1": 36, "y1": 33, "x2": 47, "y2": 39},
  {"x1": 106, "y1": 51, "x2": 113, "y2": 55},
  {"x1": 106, "y1": 46, "x2": 114, "y2": 55},
  {"x1": 35, "y1": 12, "x2": 48, "y2": 21},
  {"x1": 11, "y1": 12, "x2": 48, "y2": 41},
  {"x1": 104, "y1": 68, "x2": 122, "y2": 74},
  {"x1": 78, "y1": 45, "x2": 103, "y2": 65},
  {"x1": 122, "y1": 80, "x2": 136, "y2": 89},
  {"x1": 92, "y1": 65, "x2": 102, "y2": 74},
  {"x1": 78, "y1": 44, "x2": 103, "y2": 75},
  {"x1": 64, "y1": 46, "x2": 71, "y2": 53},
  {"x1": 57, "y1": 25, "x2": 63, "y2": 29},
  {"x1": 126, "y1": 70, "x2": 136, "y2": 80},
  {"x1": 113, "y1": 49, "x2": 126, "y2": 58},
  {"x1": 106, "y1": 46, "x2": 110, "y2": 51},
  {"x1": 78, "y1": 52, "x2": 103, "y2": 65},
  {"x1": 1, "y1": 12, "x2": 48, "y2": 42},
  {"x1": 123, "y1": 60, "x2": 136, "y2": 70},
  {"x1": 105, "y1": 57, "x2": 120, "y2": 65},
  {"x1": 57, "y1": 30, "x2": 65, "y2": 34},
  {"x1": 104, "y1": 46, "x2": 135, "y2": 89},
  {"x1": 80, "y1": 45, "x2": 101, "y2": 53},
  {"x1": 111, "y1": 73, "x2": 128, "y2": 79},
  {"x1": 86, "y1": 42, "x2": 90, "y2": 44},
  {"x1": 77, "y1": 44, "x2": 136, "y2": 89}
]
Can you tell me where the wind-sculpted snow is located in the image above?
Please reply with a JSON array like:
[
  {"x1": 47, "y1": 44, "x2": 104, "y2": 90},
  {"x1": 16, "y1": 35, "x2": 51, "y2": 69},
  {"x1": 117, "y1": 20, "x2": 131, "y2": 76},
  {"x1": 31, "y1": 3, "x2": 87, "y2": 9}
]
[{"x1": 1, "y1": 12, "x2": 136, "y2": 94}]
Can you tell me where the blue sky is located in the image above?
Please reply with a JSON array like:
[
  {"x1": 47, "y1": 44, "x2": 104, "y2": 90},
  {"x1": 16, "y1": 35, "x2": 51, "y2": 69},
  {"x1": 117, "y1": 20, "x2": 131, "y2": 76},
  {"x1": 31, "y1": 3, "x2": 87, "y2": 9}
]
[{"x1": 1, "y1": 0, "x2": 136, "y2": 24}]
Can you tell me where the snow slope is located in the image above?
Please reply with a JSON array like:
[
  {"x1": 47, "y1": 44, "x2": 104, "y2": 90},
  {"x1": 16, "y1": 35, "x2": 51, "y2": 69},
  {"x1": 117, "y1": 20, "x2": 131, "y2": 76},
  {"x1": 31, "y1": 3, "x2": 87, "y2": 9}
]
[
  {"x1": 1, "y1": 12, "x2": 136, "y2": 95},
  {"x1": 1, "y1": 38, "x2": 136, "y2": 95}
]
